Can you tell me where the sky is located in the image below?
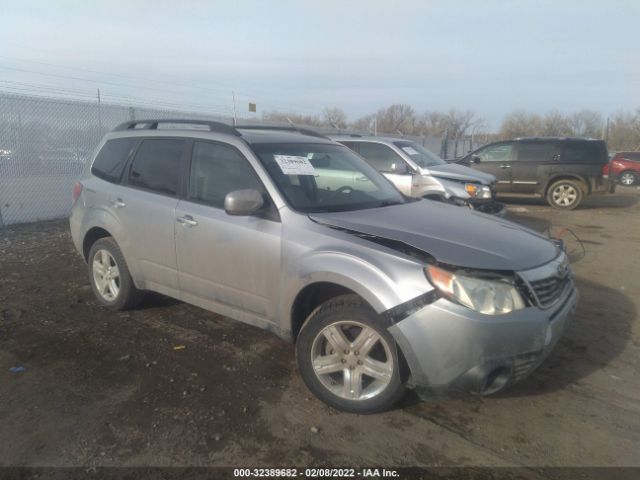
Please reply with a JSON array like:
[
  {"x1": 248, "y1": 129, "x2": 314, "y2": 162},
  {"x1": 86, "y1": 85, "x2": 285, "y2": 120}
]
[{"x1": 0, "y1": 0, "x2": 638, "y2": 130}]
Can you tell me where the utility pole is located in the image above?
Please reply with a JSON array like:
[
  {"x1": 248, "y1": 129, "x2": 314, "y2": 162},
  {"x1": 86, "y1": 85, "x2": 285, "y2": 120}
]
[
  {"x1": 232, "y1": 91, "x2": 237, "y2": 127},
  {"x1": 97, "y1": 88, "x2": 103, "y2": 134},
  {"x1": 373, "y1": 117, "x2": 377, "y2": 136}
]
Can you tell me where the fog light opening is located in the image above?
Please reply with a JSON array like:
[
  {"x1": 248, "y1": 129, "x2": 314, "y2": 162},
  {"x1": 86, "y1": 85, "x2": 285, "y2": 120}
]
[{"x1": 481, "y1": 367, "x2": 510, "y2": 395}]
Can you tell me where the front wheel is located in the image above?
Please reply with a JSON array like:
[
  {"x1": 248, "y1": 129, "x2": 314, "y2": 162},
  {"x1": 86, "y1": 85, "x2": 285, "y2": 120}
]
[
  {"x1": 546, "y1": 180, "x2": 584, "y2": 210},
  {"x1": 296, "y1": 295, "x2": 406, "y2": 414}
]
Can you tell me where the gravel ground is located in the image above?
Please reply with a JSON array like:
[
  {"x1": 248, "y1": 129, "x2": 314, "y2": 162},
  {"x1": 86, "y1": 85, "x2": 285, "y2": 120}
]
[{"x1": 0, "y1": 187, "x2": 639, "y2": 470}]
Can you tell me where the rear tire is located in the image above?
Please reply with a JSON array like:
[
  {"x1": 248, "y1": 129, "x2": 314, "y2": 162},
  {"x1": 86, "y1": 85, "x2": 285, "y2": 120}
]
[
  {"x1": 620, "y1": 170, "x2": 637, "y2": 186},
  {"x1": 296, "y1": 294, "x2": 406, "y2": 414},
  {"x1": 88, "y1": 237, "x2": 144, "y2": 310},
  {"x1": 546, "y1": 179, "x2": 584, "y2": 210}
]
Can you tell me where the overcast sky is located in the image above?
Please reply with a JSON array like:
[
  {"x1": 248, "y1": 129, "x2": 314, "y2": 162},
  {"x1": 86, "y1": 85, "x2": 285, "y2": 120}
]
[{"x1": 0, "y1": 0, "x2": 638, "y2": 129}]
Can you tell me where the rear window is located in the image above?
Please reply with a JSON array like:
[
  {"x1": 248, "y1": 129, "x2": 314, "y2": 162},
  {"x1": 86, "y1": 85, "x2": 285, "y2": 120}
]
[
  {"x1": 128, "y1": 138, "x2": 186, "y2": 196},
  {"x1": 91, "y1": 138, "x2": 138, "y2": 183},
  {"x1": 562, "y1": 142, "x2": 608, "y2": 164}
]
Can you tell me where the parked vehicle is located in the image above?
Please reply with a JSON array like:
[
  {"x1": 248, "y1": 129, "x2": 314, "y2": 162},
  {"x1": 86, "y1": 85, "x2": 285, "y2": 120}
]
[
  {"x1": 331, "y1": 135, "x2": 505, "y2": 216},
  {"x1": 459, "y1": 137, "x2": 614, "y2": 210},
  {"x1": 70, "y1": 120, "x2": 578, "y2": 413},
  {"x1": 605, "y1": 151, "x2": 640, "y2": 186}
]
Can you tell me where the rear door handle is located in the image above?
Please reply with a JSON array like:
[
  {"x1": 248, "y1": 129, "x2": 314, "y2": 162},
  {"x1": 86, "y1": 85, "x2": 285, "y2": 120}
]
[
  {"x1": 356, "y1": 176, "x2": 369, "y2": 182},
  {"x1": 176, "y1": 215, "x2": 198, "y2": 227},
  {"x1": 111, "y1": 198, "x2": 126, "y2": 208},
  {"x1": 499, "y1": 164, "x2": 511, "y2": 169}
]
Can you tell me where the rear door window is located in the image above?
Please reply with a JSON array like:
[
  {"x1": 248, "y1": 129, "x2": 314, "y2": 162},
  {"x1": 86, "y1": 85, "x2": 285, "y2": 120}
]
[
  {"x1": 128, "y1": 138, "x2": 186, "y2": 196},
  {"x1": 515, "y1": 143, "x2": 557, "y2": 162},
  {"x1": 91, "y1": 138, "x2": 138, "y2": 183},
  {"x1": 626, "y1": 152, "x2": 640, "y2": 162}
]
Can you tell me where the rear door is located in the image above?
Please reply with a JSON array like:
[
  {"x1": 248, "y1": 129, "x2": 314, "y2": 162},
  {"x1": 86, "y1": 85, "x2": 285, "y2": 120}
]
[
  {"x1": 357, "y1": 142, "x2": 413, "y2": 195},
  {"x1": 469, "y1": 142, "x2": 514, "y2": 193},
  {"x1": 174, "y1": 140, "x2": 281, "y2": 322},
  {"x1": 510, "y1": 141, "x2": 559, "y2": 194},
  {"x1": 112, "y1": 137, "x2": 187, "y2": 293}
]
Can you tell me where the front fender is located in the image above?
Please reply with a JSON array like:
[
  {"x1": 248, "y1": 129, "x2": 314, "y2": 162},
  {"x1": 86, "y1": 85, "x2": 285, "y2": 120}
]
[{"x1": 280, "y1": 250, "x2": 430, "y2": 328}]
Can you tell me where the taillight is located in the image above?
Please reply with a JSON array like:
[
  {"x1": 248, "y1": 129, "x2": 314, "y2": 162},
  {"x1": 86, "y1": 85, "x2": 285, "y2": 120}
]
[
  {"x1": 602, "y1": 163, "x2": 610, "y2": 176},
  {"x1": 72, "y1": 182, "x2": 83, "y2": 206}
]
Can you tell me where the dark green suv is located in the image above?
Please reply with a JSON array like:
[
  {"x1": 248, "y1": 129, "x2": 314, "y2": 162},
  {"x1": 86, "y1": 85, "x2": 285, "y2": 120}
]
[{"x1": 460, "y1": 137, "x2": 614, "y2": 209}]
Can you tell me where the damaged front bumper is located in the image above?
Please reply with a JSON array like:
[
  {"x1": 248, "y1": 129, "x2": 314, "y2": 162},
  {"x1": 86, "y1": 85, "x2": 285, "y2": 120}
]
[{"x1": 387, "y1": 286, "x2": 578, "y2": 399}]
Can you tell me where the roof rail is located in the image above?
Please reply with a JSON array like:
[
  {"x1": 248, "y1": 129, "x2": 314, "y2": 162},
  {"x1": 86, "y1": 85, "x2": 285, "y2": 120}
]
[
  {"x1": 236, "y1": 124, "x2": 329, "y2": 139},
  {"x1": 113, "y1": 119, "x2": 241, "y2": 136}
]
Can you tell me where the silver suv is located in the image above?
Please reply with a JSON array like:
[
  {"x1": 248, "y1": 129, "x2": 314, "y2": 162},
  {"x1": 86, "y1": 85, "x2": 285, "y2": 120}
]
[
  {"x1": 70, "y1": 119, "x2": 578, "y2": 413},
  {"x1": 332, "y1": 135, "x2": 506, "y2": 216}
]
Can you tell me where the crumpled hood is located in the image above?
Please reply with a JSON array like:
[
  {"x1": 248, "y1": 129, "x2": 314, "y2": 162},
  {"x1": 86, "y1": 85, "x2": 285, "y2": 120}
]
[
  {"x1": 310, "y1": 200, "x2": 559, "y2": 271},
  {"x1": 424, "y1": 163, "x2": 496, "y2": 185}
]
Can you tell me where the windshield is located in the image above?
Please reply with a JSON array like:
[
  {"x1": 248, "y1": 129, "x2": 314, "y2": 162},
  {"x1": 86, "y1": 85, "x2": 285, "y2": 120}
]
[
  {"x1": 393, "y1": 141, "x2": 446, "y2": 167},
  {"x1": 251, "y1": 143, "x2": 406, "y2": 213}
]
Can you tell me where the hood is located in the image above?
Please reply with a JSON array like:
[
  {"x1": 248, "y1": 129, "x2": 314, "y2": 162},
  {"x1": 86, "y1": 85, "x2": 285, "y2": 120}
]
[
  {"x1": 309, "y1": 200, "x2": 558, "y2": 271},
  {"x1": 423, "y1": 163, "x2": 496, "y2": 185}
]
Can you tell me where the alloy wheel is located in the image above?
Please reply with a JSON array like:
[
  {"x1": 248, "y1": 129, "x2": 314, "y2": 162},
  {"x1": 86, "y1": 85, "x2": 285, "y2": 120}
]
[
  {"x1": 310, "y1": 320, "x2": 394, "y2": 401},
  {"x1": 92, "y1": 249, "x2": 121, "y2": 301},
  {"x1": 552, "y1": 184, "x2": 578, "y2": 207},
  {"x1": 620, "y1": 172, "x2": 636, "y2": 186}
]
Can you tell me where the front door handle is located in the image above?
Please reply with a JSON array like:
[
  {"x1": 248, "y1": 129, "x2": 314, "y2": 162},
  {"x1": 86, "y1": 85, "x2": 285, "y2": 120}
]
[
  {"x1": 499, "y1": 164, "x2": 511, "y2": 169},
  {"x1": 176, "y1": 215, "x2": 198, "y2": 227},
  {"x1": 356, "y1": 176, "x2": 370, "y2": 182},
  {"x1": 111, "y1": 198, "x2": 126, "y2": 208}
]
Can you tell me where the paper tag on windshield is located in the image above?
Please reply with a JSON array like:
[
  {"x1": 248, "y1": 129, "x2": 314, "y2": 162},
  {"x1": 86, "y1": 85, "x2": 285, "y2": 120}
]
[
  {"x1": 274, "y1": 155, "x2": 315, "y2": 175},
  {"x1": 402, "y1": 146, "x2": 419, "y2": 155}
]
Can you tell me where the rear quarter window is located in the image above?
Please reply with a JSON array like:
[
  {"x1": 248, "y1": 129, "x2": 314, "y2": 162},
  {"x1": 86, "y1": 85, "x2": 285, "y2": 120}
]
[
  {"x1": 562, "y1": 142, "x2": 608, "y2": 164},
  {"x1": 91, "y1": 138, "x2": 138, "y2": 183}
]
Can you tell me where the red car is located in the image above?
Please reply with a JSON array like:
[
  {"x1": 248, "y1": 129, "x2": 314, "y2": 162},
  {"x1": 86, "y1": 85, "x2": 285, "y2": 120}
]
[{"x1": 606, "y1": 152, "x2": 640, "y2": 186}]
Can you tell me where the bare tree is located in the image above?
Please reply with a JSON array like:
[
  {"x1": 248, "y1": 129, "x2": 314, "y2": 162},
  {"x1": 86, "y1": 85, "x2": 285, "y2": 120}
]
[
  {"x1": 541, "y1": 110, "x2": 573, "y2": 136},
  {"x1": 374, "y1": 104, "x2": 417, "y2": 135},
  {"x1": 569, "y1": 110, "x2": 603, "y2": 138},
  {"x1": 322, "y1": 107, "x2": 348, "y2": 129},
  {"x1": 499, "y1": 110, "x2": 543, "y2": 139},
  {"x1": 608, "y1": 109, "x2": 640, "y2": 150},
  {"x1": 440, "y1": 109, "x2": 484, "y2": 157}
]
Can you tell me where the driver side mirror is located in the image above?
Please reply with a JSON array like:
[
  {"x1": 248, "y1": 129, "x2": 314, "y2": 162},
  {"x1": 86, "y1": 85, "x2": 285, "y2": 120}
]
[
  {"x1": 224, "y1": 189, "x2": 264, "y2": 216},
  {"x1": 471, "y1": 155, "x2": 481, "y2": 164}
]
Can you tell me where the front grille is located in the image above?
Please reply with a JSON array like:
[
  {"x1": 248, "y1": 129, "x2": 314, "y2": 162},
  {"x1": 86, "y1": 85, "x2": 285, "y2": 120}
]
[{"x1": 530, "y1": 275, "x2": 572, "y2": 308}]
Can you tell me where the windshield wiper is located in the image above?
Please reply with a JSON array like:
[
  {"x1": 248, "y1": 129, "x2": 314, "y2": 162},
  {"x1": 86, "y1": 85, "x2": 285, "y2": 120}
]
[{"x1": 378, "y1": 200, "x2": 405, "y2": 207}]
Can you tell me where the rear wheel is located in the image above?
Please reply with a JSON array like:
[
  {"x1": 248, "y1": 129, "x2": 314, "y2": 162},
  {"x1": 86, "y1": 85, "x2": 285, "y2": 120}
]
[
  {"x1": 546, "y1": 179, "x2": 584, "y2": 210},
  {"x1": 620, "y1": 170, "x2": 637, "y2": 186},
  {"x1": 296, "y1": 295, "x2": 406, "y2": 414},
  {"x1": 88, "y1": 237, "x2": 144, "y2": 310}
]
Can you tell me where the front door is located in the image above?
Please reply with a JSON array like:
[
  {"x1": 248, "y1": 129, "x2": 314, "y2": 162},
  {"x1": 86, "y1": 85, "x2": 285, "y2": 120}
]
[
  {"x1": 175, "y1": 140, "x2": 281, "y2": 323},
  {"x1": 357, "y1": 142, "x2": 413, "y2": 195},
  {"x1": 470, "y1": 142, "x2": 514, "y2": 193}
]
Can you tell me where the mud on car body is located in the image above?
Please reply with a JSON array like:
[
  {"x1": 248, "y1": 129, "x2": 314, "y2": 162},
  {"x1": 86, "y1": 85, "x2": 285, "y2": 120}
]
[{"x1": 70, "y1": 120, "x2": 577, "y2": 413}]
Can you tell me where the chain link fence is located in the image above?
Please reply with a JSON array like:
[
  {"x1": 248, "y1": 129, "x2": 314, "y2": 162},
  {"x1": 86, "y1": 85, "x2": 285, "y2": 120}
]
[{"x1": 0, "y1": 91, "x2": 465, "y2": 226}]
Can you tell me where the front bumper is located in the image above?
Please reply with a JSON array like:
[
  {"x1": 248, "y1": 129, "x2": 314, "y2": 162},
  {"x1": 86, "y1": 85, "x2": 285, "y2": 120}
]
[{"x1": 388, "y1": 286, "x2": 578, "y2": 398}]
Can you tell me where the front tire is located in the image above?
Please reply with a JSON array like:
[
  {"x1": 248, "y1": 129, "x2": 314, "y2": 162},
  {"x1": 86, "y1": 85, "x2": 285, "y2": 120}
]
[
  {"x1": 88, "y1": 237, "x2": 144, "y2": 310},
  {"x1": 546, "y1": 179, "x2": 584, "y2": 210},
  {"x1": 620, "y1": 170, "x2": 637, "y2": 186},
  {"x1": 296, "y1": 295, "x2": 406, "y2": 414}
]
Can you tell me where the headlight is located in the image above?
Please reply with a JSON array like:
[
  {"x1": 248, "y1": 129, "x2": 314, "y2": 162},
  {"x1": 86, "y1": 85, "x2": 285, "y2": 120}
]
[
  {"x1": 425, "y1": 265, "x2": 526, "y2": 315},
  {"x1": 465, "y1": 183, "x2": 492, "y2": 199}
]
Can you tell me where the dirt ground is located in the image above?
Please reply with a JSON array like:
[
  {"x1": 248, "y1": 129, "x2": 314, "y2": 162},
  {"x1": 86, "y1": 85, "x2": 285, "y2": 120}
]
[{"x1": 1, "y1": 187, "x2": 639, "y2": 470}]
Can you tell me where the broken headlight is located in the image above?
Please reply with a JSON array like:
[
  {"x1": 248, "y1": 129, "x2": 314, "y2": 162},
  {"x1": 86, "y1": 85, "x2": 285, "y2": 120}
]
[{"x1": 425, "y1": 265, "x2": 525, "y2": 315}]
